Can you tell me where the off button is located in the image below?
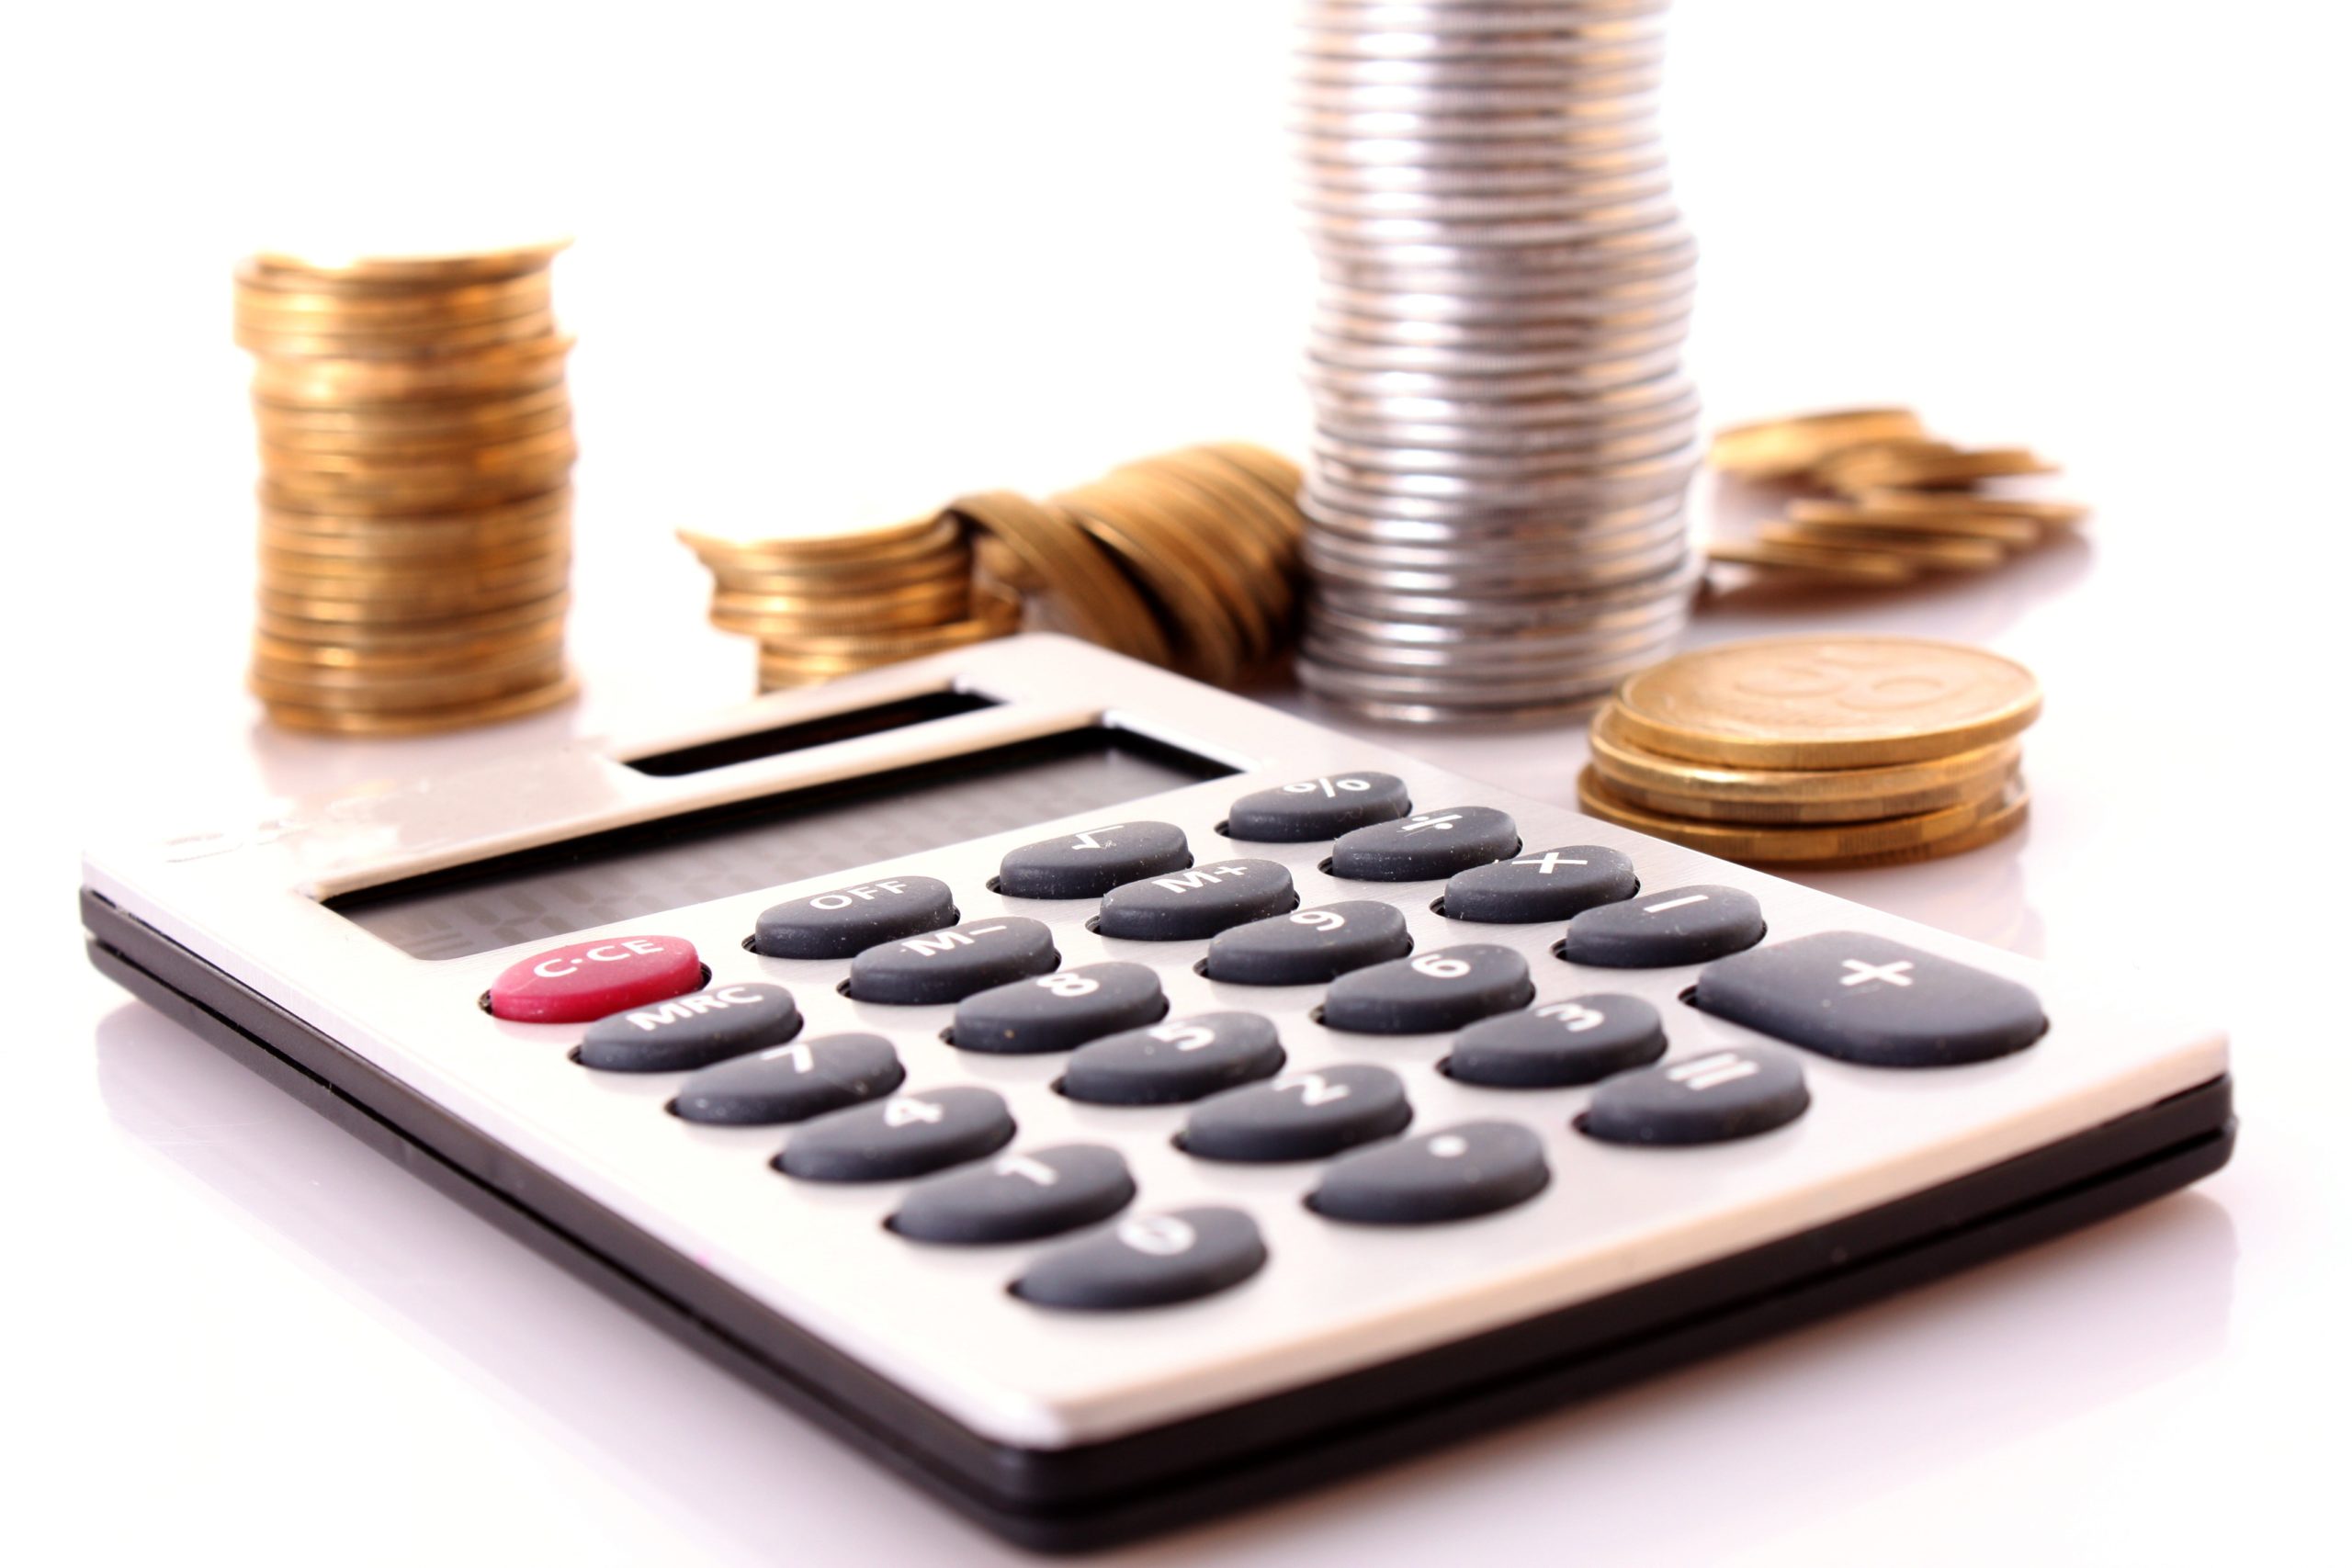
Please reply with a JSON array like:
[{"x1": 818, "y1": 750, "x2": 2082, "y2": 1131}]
[{"x1": 489, "y1": 935, "x2": 703, "y2": 1023}]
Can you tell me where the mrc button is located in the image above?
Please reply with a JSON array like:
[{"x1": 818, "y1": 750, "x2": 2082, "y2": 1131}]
[{"x1": 489, "y1": 935, "x2": 702, "y2": 1023}]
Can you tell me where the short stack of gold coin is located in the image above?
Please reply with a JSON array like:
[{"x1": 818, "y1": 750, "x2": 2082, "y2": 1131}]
[
  {"x1": 677, "y1": 516, "x2": 1018, "y2": 692},
  {"x1": 239, "y1": 243, "x2": 577, "y2": 734},
  {"x1": 1703, "y1": 407, "x2": 2088, "y2": 587},
  {"x1": 682, "y1": 443, "x2": 1306, "y2": 692},
  {"x1": 1577, "y1": 636, "x2": 2041, "y2": 868}
]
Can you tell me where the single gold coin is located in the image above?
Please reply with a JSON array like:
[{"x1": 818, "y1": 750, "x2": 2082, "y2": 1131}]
[
  {"x1": 1608, "y1": 635, "x2": 2043, "y2": 767},
  {"x1": 234, "y1": 306, "x2": 558, "y2": 360},
  {"x1": 677, "y1": 513, "x2": 956, "y2": 565},
  {"x1": 260, "y1": 486, "x2": 571, "y2": 541},
  {"x1": 1815, "y1": 441, "x2": 2057, "y2": 493},
  {"x1": 1848, "y1": 489, "x2": 2089, "y2": 528},
  {"x1": 254, "y1": 383, "x2": 572, "y2": 442},
  {"x1": 1589, "y1": 708, "x2": 2025, "y2": 823},
  {"x1": 1706, "y1": 407, "x2": 1926, "y2": 479},
  {"x1": 256, "y1": 592, "x2": 571, "y2": 649},
  {"x1": 1757, "y1": 520, "x2": 2007, "y2": 571},
  {"x1": 260, "y1": 672, "x2": 578, "y2": 736},
  {"x1": 251, "y1": 648, "x2": 568, "y2": 710},
  {"x1": 253, "y1": 620, "x2": 564, "y2": 675},
  {"x1": 1704, "y1": 539, "x2": 1918, "y2": 583},
  {"x1": 234, "y1": 269, "x2": 552, "y2": 326},
  {"x1": 243, "y1": 241, "x2": 570, "y2": 289},
  {"x1": 1772, "y1": 780, "x2": 2030, "y2": 869},
  {"x1": 1577, "y1": 766, "x2": 2024, "y2": 863},
  {"x1": 1784, "y1": 498, "x2": 2041, "y2": 547},
  {"x1": 250, "y1": 334, "x2": 574, "y2": 406}
]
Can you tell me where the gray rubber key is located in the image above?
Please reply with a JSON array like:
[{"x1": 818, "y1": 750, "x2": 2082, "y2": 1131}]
[
  {"x1": 1319, "y1": 944, "x2": 1534, "y2": 1034},
  {"x1": 1444, "y1": 993, "x2": 1666, "y2": 1088},
  {"x1": 1095, "y1": 859, "x2": 1296, "y2": 941},
  {"x1": 753, "y1": 875, "x2": 956, "y2": 959},
  {"x1": 1180, "y1": 1064, "x2": 1412, "y2": 1162},
  {"x1": 1201, "y1": 900, "x2": 1412, "y2": 986},
  {"x1": 1693, "y1": 931, "x2": 2047, "y2": 1066},
  {"x1": 1308, "y1": 1122, "x2": 1550, "y2": 1224},
  {"x1": 1223, "y1": 772, "x2": 1411, "y2": 841},
  {"x1": 576, "y1": 981, "x2": 801, "y2": 1073},
  {"x1": 888, "y1": 1145, "x2": 1136, "y2": 1245},
  {"x1": 1557, "y1": 885, "x2": 1765, "y2": 968},
  {"x1": 1012, "y1": 1207, "x2": 1268, "y2": 1310},
  {"x1": 776, "y1": 1086, "x2": 1015, "y2": 1181},
  {"x1": 847, "y1": 916, "x2": 1057, "y2": 1004},
  {"x1": 949, "y1": 963, "x2": 1169, "y2": 1055},
  {"x1": 672, "y1": 1032, "x2": 905, "y2": 1125},
  {"x1": 1059, "y1": 1012, "x2": 1285, "y2": 1105},
  {"x1": 1578, "y1": 1045, "x2": 1810, "y2": 1146},
  {"x1": 1329, "y1": 807, "x2": 1519, "y2": 882},
  {"x1": 997, "y1": 821, "x2": 1191, "y2": 899},
  {"x1": 1441, "y1": 844, "x2": 1638, "y2": 923}
]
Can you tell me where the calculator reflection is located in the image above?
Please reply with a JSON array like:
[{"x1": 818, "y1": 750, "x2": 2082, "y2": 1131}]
[{"x1": 93, "y1": 1001, "x2": 2233, "y2": 1564}]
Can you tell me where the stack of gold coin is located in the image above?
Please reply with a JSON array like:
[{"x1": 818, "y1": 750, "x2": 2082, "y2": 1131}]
[
  {"x1": 677, "y1": 515, "x2": 1019, "y2": 691},
  {"x1": 680, "y1": 443, "x2": 1306, "y2": 693},
  {"x1": 239, "y1": 243, "x2": 578, "y2": 734},
  {"x1": 1702, "y1": 407, "x2": 2087, "y2": 587},
  {"x1": 1577, "y1": 636, "x2": 2040, "y2": 868}
]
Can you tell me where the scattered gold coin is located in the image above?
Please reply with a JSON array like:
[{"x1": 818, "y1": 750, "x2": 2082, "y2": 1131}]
[{"x1": 238, "y1": 243, "x2": 578, "y2": 736}]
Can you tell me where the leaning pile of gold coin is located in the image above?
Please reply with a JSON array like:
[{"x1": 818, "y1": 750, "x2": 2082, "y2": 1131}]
[
  {"x1": 683, "y1": 443, "x2": 1306, "y2": 692},
  {"x1": 1703, "y1": 407, "x2": 2088, "y2": 587},
  {"x1": 238, "y1": 243, "x2": 577, "y2": 734},
  {"x1": 1577, "y1": 636, "x2": 2041, "y2": 868}
]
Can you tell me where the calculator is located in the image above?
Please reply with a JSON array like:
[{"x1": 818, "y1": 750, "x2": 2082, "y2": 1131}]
[{"x1": 79, "y1": 633, "x2": 2233, "y2": 1551}]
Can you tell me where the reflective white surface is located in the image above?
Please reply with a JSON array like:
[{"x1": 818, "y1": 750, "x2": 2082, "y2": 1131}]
[{"x1": 10, "y1": 2, "x2": 2348, "y2": 1562}]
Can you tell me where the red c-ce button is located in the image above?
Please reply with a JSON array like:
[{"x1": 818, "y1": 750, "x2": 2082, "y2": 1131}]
[{"x1": 488, "y1": 935, "x2": 703, "y2": 1023}]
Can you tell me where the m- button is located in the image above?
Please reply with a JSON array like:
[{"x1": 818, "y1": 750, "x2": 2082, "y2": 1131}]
[{"x1": 489, "y1": 935, "x2": 703, "y2": 1023}]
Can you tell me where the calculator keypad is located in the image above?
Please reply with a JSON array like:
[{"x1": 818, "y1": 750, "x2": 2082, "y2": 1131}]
[
  {"x1": 1578, "y1": 1044, "x2": 1810, "y2": 1146},
  {"x1": 1058, "y1": 1012, "x2": 1286, "y2": 1105},
  {"x1": 1201, "y1": 900, "x2": 1412, "y2": 987},
  {"x1": 888, "y1": 1145, "x2": 1136, "y2": 1245},
  {"x1": 753, "y1": 876, "x2": 957, "y2": 959},
  {"x1": 672, "y1": 1032, "x2": 905, "y2": 1125},
  {"x1": 1329, "y1": 807, "x2": 1519, "y2": 882},
  {"x1": 1557, "y1": 885, "x2": 1766, "y2": 968},
  {"x1": 577, "y1": 981, "x2": 801, "y2": 1073},
  {"x1": 845, "y1": 916, "x2": 1058, "y2": 1004},
  {"x1": 1307, "y1": 1122, "x2": 1551, "y2": 1225},
  {"x1": 1179, "y1": 1064, "x2": 1413, "y2": 1162},
  {"x1": 1012, "y1": 1208, "x2": 1269, "y2": 1311},
  {"x1": 1692, "y1": 931, "x2": 2047, "y2": 1066},
  {"x1": 996, "y1": 821, "x2": 1191, "y2": 900},
  {"x1": 1319, "y1": 943, "x2": 1535, "y2": 1034},
  {"x1": 1443, "y1": 993, "x2": 1666, "y2": 1088},
  {"x1": 1439, "y1": 844, "x2": 1638, "y2": 923},
  {"x1": 947, "y1": 963, "x2": 1169, "y2": 1055},
  {"x1": 1222, "y1": 772, "x2": 1410, "y2": 841},
  {"x1": 776, "y1": 1086, "x2": 1016, "y2": 1181},
  {"x1": 1094, "y1": 859, "x2": 1297, "y2": 940}
]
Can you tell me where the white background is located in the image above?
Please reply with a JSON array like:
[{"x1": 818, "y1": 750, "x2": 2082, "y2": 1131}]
[{"x1": 6, "y1": 2, "x2": 2349, "y2": 1562}]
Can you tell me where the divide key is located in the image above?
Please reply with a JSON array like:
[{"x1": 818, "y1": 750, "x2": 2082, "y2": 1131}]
[
  {"x1": 754, "y1": 876, "x2": 957, "y2": 959},
  {"x1": 847, "y1": 916, "x2": 1058, "y2": 1005},
  {"x1": 1329, "y1": 807, "x2": 1520, "y2": 882}
]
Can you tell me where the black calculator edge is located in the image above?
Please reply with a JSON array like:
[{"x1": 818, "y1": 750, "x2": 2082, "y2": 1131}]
[{"x1": 81, "y1": 886, "x2": 2235, "y2": 1554}]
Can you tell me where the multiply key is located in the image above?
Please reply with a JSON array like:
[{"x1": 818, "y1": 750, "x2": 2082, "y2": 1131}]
[
  {"x1": 997, "y1": 821, "x2": 1191, "y2": 899},
  {"x1": 1201, "y1": 900, "x2": 1412, "y2": 986},
  {"x1": 847, "y1": 916, "x2": 1057, "y2": 1005},
  {"x1": 1329, "y1": 807, "x2": 1519, "y2": 882},
  {"x1": 1693, "y1": 931, "x2": 2046, "y2": 1066},
  {"x1": 753, "y1": 876, "x2": 956, "y2": 959},
  {"x1": 1222, "y1": 772, "x2": 1410, "y2": 841},
  {"x1": 577, "y1": 981, "x2": 801, "y2": 1072},
  {"x1": 1441, "y1": 844, "x2": 1637, "y2": 923},
  {"x1": 1095, "y1": 859, "x2": 1296, "y2": 941},
  {"x1": 949, "y1": 963, "x2": 1168, "y2": 1055},
  {"x1": 1557, "y1": 885, "x2": 1765, "y2": 968},
  {"x1": 1319, "y1": 944, "x2": 1534, "y2": 1034}
]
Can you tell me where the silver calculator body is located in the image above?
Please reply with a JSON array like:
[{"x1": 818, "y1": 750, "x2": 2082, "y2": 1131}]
[{"x1": 80, "y1": 634, "x2": 2233, "y2": 1550}]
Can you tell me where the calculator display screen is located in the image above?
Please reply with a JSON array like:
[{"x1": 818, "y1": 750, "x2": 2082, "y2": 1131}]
[{"x1": 326, "y1": 727, "x2": 1234, "y2": 960}]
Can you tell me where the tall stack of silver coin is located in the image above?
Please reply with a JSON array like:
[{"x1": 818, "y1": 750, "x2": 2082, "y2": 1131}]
[{"x1": 1291, "y1": 0, "x2": 1702, "y2": 724}]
